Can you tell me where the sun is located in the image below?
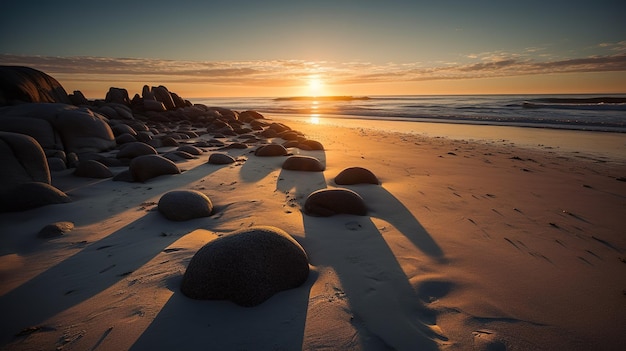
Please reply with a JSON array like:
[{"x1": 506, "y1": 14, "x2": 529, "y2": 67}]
[{"x1": 307, "y1": 76, "x2": 324, "y2": 96}]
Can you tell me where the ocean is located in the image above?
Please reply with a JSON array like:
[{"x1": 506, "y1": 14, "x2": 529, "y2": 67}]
[{"x1": 189, "y1": 95, "x2": 626, "y2": 133}]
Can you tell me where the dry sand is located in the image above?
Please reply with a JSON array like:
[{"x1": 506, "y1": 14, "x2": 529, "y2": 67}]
[{"x1": 1, "y1": 116, "x2": 625, "y2": 350}]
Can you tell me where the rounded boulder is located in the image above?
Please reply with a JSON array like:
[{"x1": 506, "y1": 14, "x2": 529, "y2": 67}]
[
  {"x1": 334, "y1": 167, "x2": 379, "y2": 185},
  {"x1": 282, "y1": 155, "x2": 325, "y2": 172},
  {"x1": 158, "y1": 190, "x2": 213, "y2": 221},
  {"x1": 255, "y1": 144, "x2": 288, "y2": 156},
  {"x1": 304, "y1": 188, "x2": 367, "y2": 217},
  {"x1": 129, "y1": 155, "x2": 180, "y2": 182},
  {"x1": 74, "y1": 160, "x2": 113, "y2": 179},
  {"x1": 208, "y1": 153, "x2": 236, "y2": 165},
  {"x1": 180, "y1": 226, "x2": 310, "y2": 307}
]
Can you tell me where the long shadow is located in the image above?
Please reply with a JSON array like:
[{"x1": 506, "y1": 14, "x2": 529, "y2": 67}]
[
  {"x1": 130, "y1": 270, "x2": 316, "y2": 350},
  {"x1": 0, "y1": 208, "x2": 215, "y2": 346},
  {"x1": 338, "y1": 183, "x2": 445, "y2": 261},
  {"x1": 277, "y1": 163, "x2": 446, "y2": 349}
]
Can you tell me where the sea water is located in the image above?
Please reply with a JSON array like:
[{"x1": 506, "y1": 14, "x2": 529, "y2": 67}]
[{"x1": 189, "y1": 95, "x2": 626, "y2": 133}]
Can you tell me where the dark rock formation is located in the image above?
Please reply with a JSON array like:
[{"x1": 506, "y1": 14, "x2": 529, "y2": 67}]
[
  {"x1": 0, "y1": 66, "x2": 71, "y2": 105},
  {"x1": 282, "y1": 155, "x2": 325, "y2": 172},
  {"x1": 180, "y1": 226, "x2": 310, "y2": 307},
  {"x1": 116, "y1": 142, "x2": 158, "y2": 159},
  {"x1": 129, "y1": 154, "x2": 180, "y2": 182},
  {"x1": 1, "y1": 182, "x2": 71, "y2": 212},
  {"x1": 208, "y1": 153, "x2": 236, "y2": 165},
  {"x1": 105, "y1": 87, "x2": 131, "y2": 106},
  {"x1": 334, "y1": 167, "x2": 380, "y2": 185},
  {"x1": 0, "y1": 103, "x2": 115, "y2": 154},
  {"x1": 255, "y1": 144, "x2": 288, "y2": 156},
  {"x1": 158, "y1": 190, "x2": 213, "y2": 221},
  {"x1": 304, "y1": 188, "x2": 368, "y2": 217},
  {"x1": 74, "y1": 160, "x2": 113, "y2": 178}
]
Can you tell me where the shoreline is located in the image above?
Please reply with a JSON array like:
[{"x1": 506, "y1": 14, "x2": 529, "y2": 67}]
[{"x1": 271, "y1": 113, "x2": 626, "y2": 164}]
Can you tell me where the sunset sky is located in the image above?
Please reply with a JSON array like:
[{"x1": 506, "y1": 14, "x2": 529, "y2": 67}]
[{"x1": 1, "y1": 0, "x2": 625, "y2": 98}]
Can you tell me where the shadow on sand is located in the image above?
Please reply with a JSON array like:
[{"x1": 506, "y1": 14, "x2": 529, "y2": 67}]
[{"x1": 277, "y1": 160, "x2": 447, "y2": 350}]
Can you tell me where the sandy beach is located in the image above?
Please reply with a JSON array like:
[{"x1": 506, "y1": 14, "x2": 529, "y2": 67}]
[{"x1": 1, "y1": 115, "x2": 625, "y2": 350}]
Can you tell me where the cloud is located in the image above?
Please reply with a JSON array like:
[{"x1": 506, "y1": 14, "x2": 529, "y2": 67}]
[{"x1": 1, "y1": 52, "x2": 625, "y2": 88}]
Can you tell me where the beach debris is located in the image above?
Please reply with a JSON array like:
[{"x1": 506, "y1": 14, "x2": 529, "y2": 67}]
[
  {"x1": 180, "y1": 226, "x2": 309, "y2": 307},
  {"x1": 281, "y1": 155, "x2": 325, "y2": 172},
  {"x1": 38, "y1": 221, "x2": 74, "y2": 238},
  {"x1": 158, "y1": 190, "x2": 213, "y2": 221},
  {"x1": 334, "y1": 166, "x2": 379, "y2": 185},
  {"x1": 304, "y1": 188, "x2": 368, "y2": 217}
]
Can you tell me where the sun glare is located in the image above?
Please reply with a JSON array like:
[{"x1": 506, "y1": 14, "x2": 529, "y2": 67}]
[{"x1": 308, "y1": 77, "x2": 324, "y2": 96}]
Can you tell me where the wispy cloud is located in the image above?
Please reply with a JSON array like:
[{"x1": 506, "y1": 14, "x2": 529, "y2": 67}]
[{"x1": 1, "y1": 51, "x2": 625, "y2": 88}]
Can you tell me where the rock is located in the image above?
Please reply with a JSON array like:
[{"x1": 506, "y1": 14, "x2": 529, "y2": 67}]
[
  {"x1": 334, "y1": 167, "x2": 380, "y2": 185},
  {"x1": 180, "y1": 226, "x2": 310, "y2": 307},
  {"x1": 38, "y1": 221, "x2": 74, "y2": 238},
  {"x1": 111, "y1": 123, "x2": 137, "y2": 137},
  {"x1": 177, "y1": 145, "x2": 203, "y2": 155},
  {"x1": 74, "y1": 160, "x2": 113, "y2": 178},
  {"x1": 255, "y1": 144, "x2": 288, "y2": 156},
  {"x1": 304, "y1": 188, "x2": 367, "y2": 217},
  {"x1": 208, "y1": 153, "x2": 236, "y2": 165},
  {"x1": 116, "y1": 142, "x2": 157, "y2": 159},
  {"x1": 129, "y1": 154, "x2": 180, "y2": 182},
  {"x1": 0, "y1": 182, "x2": 70, "y2": 212},
  {"x1": 115, "y1": 133, "x2": 136, "y2": 144},
  {"x1": 144, "y1": 99, "x2": 166, "y2": 112},
  {"x1": 238, "y1": 110, "x2": 264, "y2": 122},
  {"x1": 0, "y1": 103, "x2": 115, "y2": 154},
  {"x1": 282, "y1": 155, "x2": 325, "y2": 172},
  {"x1": 68, "y1": 90, "x2": 89, "y2": 106},
  {"x1": 299, "y1": 139, "x2": 324, "y2": 150},
  {"x1": 158, "y1": 190, "x2": 213, "y2": 221},
  {"x1": 105, "y1": 87, "x2": 130, "y2": 106},
  {"x1": 0, "y1": 132, "x2": 51, "y2": 191},
  {"x1": 0, "y1": 66, "x2": 71, "y2": 105},
  {"x1": 152, "y1": 86, "x2": 176, "y2": 110},
  {"x1": 47, "y1": 157, "x2": 67, "y2": 171}
]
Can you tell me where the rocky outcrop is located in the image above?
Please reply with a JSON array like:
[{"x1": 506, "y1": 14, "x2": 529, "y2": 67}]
[
  {"x1": 180, "y1": 226, "x2": 310, "y2": 306},
  {"x1": 0, "y1": 132, "x2": 70, "y2": 212},
  {"x1": 0, "y1": 103, "x2": 115, "y2": 154},
  {"x1": 0, "y1": 66, "x2": 71, "y2": 106}
]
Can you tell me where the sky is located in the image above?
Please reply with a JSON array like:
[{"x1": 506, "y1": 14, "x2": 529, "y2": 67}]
[{"x1": 1, "y1": 0, "x2": 625, "y2": 98}]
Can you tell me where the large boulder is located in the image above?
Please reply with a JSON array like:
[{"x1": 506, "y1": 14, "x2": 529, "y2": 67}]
[
  {"x1": 116, "y1": 142, "x2": 158, "y2": 159},
  {"x1": 0, "y1": 66, "x2": 71, "y2": 106},
  {"x1": 0, "y1": 103, "x2": 115, "y2": 154},
  {"x1": 74, "y1": 160, "x2": 113, "y2": 178},
  {"x1": 152, "y1": 86, "x2": 176, "y2": 110},
  {"x1": 304, "y1": 188, "x2": 368, "y2": 217},
  {"x1": 255, "y1": 144, "x2": 288, "y2": 157},
  {"x1": 0, "y1": 131, "x2": 50, "y2": 187},
  {"x1": 334, "y1": 167, "x2": 380, "y2": 185},
  {"x1": 281, "y1": 155, "x2": 325, "y2": 172},
  {"x1": 158, "y1": 190, "x2": 213, "y2": 221},
  {"x1": 105, "y1": 87, "x2": 130, "y2": 106},
  {"x1": 129, "y1": 154, "x2": 180, "y2": 182},
  {"x1": 0, "y1": 182, "x2": 70, "y2": 212},
  {"x1": 0, "y1": 131, "x2": 71, "y2": 212},
  {"x1": 180, "y1": 226, "x2": 310, "y2": 307}
]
